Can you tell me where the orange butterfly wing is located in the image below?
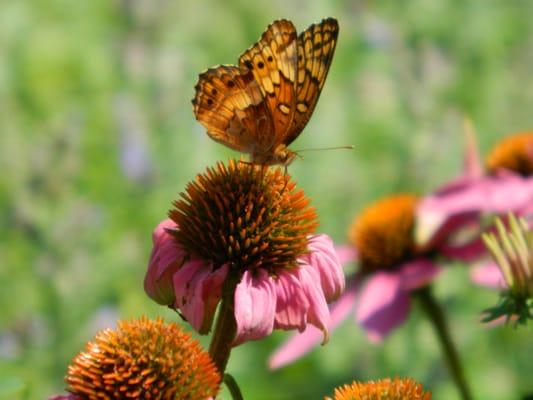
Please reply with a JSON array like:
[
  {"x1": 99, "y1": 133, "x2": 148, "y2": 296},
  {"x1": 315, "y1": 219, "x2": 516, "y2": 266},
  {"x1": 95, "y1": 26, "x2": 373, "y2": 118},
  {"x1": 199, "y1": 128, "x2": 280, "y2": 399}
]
[
  {"x1": 192, "y1": 65, "x2": 273, "y2": 153},
  {"x1": 238, "y1": 20, "x2": 299, "y2": 153},
  {"x1": 192, "y1": 18, "x2": 338, "y2": 164},
  {"x1": 284, "y1": 18, "x2": 339, "y2": 145}
]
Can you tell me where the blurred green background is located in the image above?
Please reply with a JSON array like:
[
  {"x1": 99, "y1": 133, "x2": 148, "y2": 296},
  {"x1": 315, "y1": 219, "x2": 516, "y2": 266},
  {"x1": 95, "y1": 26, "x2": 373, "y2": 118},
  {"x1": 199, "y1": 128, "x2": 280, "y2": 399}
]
[{"x1": 1, "y1": 0, "x2": 532, "y2": 399}]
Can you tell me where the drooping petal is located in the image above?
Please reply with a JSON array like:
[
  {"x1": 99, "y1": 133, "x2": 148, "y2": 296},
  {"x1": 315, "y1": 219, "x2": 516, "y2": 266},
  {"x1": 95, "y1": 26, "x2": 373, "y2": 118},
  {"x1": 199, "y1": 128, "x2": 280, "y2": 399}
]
[
  {"x1": 416, "y1": 185, "x2": 485, "y2": 249},
  {"x1": 269, "y1": 285, "x2": 357, "y2": 369},
  {"x1": 301, "y1": 234, "x2": 345, "y2": 302},
  {"x1": 173, "y1": 261, "x2": 228, "y2": 334},
  {"x1": 233, "y1": 269, "x2": 277, "y2": 346},
  {"x1": 273, "y1": 270, "x2": 310, "y2": 332},
  {"x1": 398, "y1": 258, "x2": 441, "y2": 290},
  {"x1": 471, "y1": 262, "x2": 506, "y2": 289},
  {"x1": 415, "y1": 209, "x2": 479, "y2": 252},
  {"x1": 417, "y1": 174, "x2": 533, "y2": 252},
  {"x1": 335, "y1": 245, "x2": 358, "y2": 265},
  {"x1": 294, "y1": 263, "x2": 332, "y2": 343},
  {"x1": 144, "y1": 219, "x2": 187, "y2": 305},
  {"x1": 462, "y1": 117, "x2": 484, "y2": 180},
  {"x1": 419, "y1": 175, "x2": 533, "y2": 230},
  {"x1": 439, "y1": 236, "x2": 488, "y2": 261},
  {"x1": 355, "y1": 272, "x2": 410, "y2": 342},
  {"x1": 483, "y1": 172, "x2": 533, "y2": 213}
]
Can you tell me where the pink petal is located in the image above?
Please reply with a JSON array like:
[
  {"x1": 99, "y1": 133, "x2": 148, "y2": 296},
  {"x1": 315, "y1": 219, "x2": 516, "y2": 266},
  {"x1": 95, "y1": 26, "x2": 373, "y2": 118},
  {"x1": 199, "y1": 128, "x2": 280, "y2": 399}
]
[
  {"x1": 273, "y1": 270, "x2": 310, "y2": 332},
  {"x1": 301, "y1": 234, "x2": 345, "y2": 302},
  {"x1": 144, "y1": 219, "x2": 186, "y2": 305},
  {"x1": 269, "y1": 286, "x2": 357, "y2": 369},
  {"x1": 355, "y1": 272, "x2": 410, "y2": 342},
  {"x1": 415, "y1": 210, "x2": 479, "y2": 251},
  {"x1": 484, "y1": 173, "x2": 533, "y2": 213},
  {"x1": 416, "y1": 187, "x2": 485, "y2": 248},
  {"x1": 294, "y1": 263, "x2": 331, "y2": 343},
  {"x1": 419, "y1": 175, "x2": 533, "y2": 224},
  {"x1": 173, "y1": 261, "x2": 228, "y2": 334},
  {"x1": 439, "y1": 236, "x2": 487, "y2": 261},
  {"x1": 471, "y1": 262, "x2": 506, "y2": 289},
  {"x1": 462, "y1": 118, "x2": 483, "y2": 180},
  {"x1": 233, "y1": 269, "x2": 277, "y2": 346},
  {"x1": 398, "y1": 258, "x2": 441, "y2": 290},
  {"x1": 335, "y1": 245, "x2": 358, "y2": 265}
]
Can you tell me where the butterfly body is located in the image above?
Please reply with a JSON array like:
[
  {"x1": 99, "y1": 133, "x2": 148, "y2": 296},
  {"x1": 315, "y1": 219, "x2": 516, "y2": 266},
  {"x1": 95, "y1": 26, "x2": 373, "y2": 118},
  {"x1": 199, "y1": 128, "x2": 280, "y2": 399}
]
[{"x1": 192, "y1": 18, "x2": 339, "y2": 166}]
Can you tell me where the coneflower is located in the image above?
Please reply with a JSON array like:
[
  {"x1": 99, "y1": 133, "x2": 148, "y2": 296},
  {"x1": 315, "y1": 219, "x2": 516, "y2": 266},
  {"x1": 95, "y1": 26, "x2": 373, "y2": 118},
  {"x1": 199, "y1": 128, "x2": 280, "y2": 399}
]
[
  {"x1": 58, "y1": 317, "x2": 220, "y2": 400},
  {"x1": 145, "y1": 160, "x2": 344, "y2": 374},
  {"x1": 324, "y1": 377, "x2": 431, "y2": 400},
  {"x1": 271, "y1": 193, "x2": 473, "y2": 400}
]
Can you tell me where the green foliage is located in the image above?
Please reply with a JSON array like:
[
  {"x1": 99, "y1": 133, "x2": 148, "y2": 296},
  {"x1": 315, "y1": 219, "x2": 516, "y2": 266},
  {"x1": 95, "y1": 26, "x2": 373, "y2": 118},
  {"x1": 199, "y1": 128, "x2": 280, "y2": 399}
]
[{"x1": 1, "y1": 1, "x2": 532, "y2": 399}]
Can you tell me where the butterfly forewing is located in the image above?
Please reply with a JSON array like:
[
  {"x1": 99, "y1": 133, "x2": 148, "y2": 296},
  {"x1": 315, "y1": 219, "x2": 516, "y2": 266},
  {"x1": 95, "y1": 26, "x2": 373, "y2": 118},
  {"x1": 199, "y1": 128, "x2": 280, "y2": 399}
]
[{"x1": 284, "y1": 18, "x2": 339, "y2": 145}]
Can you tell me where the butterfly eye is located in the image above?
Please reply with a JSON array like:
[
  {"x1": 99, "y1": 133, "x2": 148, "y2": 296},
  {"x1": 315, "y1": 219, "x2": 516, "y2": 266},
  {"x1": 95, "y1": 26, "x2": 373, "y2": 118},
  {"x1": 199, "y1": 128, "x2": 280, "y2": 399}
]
[{"x1": 257, "y1": 61, "x2": 264, "y2": 69}]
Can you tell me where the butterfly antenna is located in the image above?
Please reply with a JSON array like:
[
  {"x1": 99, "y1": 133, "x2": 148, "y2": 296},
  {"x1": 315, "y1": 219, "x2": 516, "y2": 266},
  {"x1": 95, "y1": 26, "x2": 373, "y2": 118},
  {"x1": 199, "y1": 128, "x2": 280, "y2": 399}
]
[{"x1": 292, "y1": 145, "x2": 355, "y2": 153}]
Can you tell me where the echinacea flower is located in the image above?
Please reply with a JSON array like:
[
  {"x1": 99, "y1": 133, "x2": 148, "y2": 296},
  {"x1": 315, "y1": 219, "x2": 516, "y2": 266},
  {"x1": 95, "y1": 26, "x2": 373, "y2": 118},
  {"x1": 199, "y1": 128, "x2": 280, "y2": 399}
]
[
  {"x1": 417, "y1": 130, "x2": 533, "y2": 255},
  {"x1": 324, "y1": 377, "x2": 431, "y2": 400},
  {"x1": 476, "y1": 214, "x2": 533, "y2": 325},
  {"x1": 270, "y1": 194, "x2": 442, "y2": 368},
  {"x1": 145, "y1": 160, "x2": 344, "y2": 348},
  {"x1": 56, "y1": 317, "x2": 221, "y2": 400}
]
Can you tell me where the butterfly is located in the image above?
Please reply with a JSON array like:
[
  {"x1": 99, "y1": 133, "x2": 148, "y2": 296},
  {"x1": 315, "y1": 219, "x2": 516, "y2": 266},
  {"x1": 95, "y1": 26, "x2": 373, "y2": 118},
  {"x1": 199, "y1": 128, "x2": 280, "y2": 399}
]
[{"x1": 192, "y1": 18, "x2": 339, "y2": 166}]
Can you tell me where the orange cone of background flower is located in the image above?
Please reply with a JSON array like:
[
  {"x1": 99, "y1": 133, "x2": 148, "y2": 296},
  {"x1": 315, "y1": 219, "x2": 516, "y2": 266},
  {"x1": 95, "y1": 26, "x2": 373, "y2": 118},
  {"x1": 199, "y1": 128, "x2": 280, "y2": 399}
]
[{"x1": 324, "y1": 377, "x2": 431, "y2": 400}]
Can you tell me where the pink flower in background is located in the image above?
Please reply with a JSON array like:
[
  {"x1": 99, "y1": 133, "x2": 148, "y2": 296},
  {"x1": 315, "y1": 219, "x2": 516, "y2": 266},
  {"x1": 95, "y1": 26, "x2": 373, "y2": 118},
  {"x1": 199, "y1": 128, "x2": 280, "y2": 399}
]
[
  {"x1": 417, "y1": 130, "x2": 533, "y2": 255},
  {"x1": 145, "y1": 161, "x2": 344, "y2": 346},
  {"x1": 270, "y1": 128, "x2": 533, "y2": 368},
  {"x1": 470, "y1": 262, "x2": 506, "y2": 289},
  {"x1": 270, "y1": 194, "x2": 443, "y2": 369}
]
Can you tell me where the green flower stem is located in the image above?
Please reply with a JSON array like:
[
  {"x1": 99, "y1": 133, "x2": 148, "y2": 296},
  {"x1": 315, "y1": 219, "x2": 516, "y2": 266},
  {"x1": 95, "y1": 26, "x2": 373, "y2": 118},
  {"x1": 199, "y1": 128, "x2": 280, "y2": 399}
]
[
  {"x1": 208, "y1": 275, "x2": 239, "y2": 377},
  {"x1": 414, "y1": 286, "x2": 473, "y2": 400},
  {"x1": 224, "y1": 373, "x2": 244, "y2": 400}
]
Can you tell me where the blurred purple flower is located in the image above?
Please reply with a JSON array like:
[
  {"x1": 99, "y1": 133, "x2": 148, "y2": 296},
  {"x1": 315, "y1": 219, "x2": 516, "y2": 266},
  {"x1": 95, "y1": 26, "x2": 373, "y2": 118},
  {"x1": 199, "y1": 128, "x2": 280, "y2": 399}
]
[{"x1": 113, "y1": 95, "x2": 153, "y2": 183}]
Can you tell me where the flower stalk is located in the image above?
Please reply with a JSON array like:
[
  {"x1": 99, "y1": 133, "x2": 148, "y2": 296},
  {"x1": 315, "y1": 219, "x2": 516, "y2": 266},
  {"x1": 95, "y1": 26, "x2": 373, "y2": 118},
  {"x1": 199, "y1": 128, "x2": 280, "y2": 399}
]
[
  {"x1": 208, "y1": 274, "x2": 239, "y2": 376},
  {"x1": 223, "y1": 373, "x2": 244, "y2": 400},
  {"x1": 414, "y1": 286, "x2": 472, "y2": 400}
]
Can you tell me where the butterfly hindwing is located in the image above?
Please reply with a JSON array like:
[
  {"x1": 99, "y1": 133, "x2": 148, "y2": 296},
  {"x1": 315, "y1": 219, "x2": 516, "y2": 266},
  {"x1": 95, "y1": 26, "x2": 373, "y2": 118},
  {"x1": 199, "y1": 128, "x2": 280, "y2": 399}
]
[{"x1": 192, "y1": 65, "x2": 273, "y2": 152}]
